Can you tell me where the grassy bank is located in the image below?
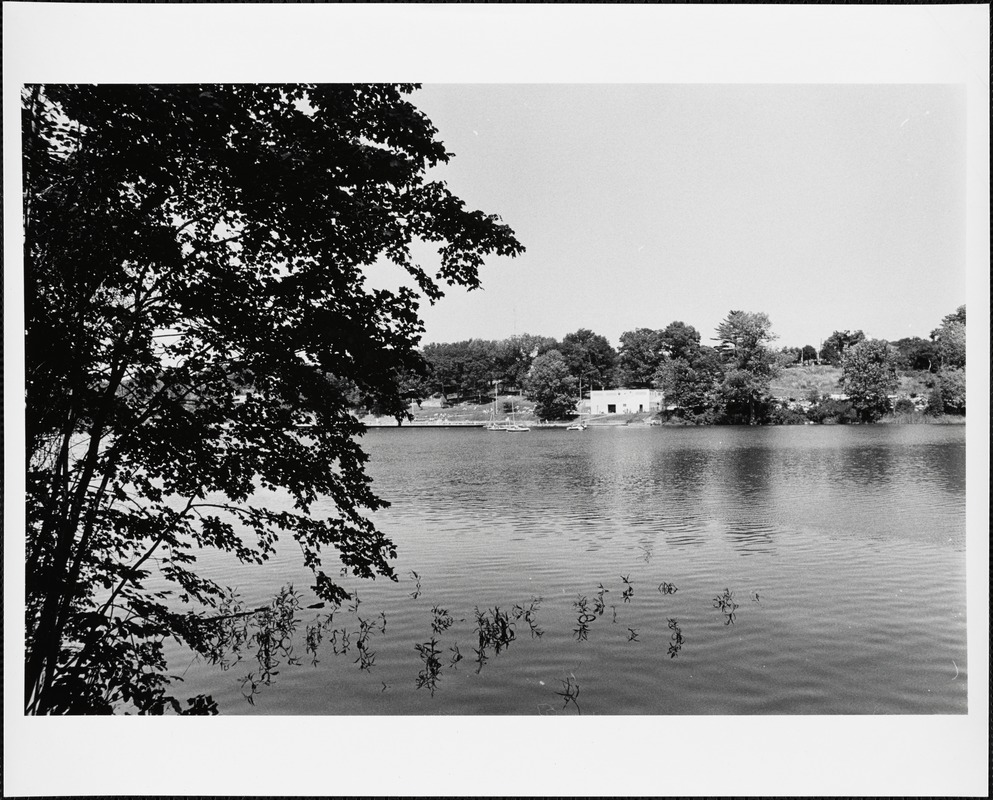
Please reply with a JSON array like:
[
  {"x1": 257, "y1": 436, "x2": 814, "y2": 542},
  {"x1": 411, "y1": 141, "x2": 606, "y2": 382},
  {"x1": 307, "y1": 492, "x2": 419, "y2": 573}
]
[{"x1": 359, "y1": 394, "x2": 543, "y2": 427}]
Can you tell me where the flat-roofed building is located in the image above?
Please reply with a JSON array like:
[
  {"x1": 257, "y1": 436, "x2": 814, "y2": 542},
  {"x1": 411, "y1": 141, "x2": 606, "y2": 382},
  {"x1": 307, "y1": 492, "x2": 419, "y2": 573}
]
[{"x1": 589, "y1": 388, "x2": 664, "y2": 415}]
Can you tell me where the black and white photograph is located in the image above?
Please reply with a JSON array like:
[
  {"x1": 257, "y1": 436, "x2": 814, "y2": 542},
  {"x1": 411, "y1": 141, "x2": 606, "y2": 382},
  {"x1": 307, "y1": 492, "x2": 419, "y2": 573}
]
[{"x1": 4, "y1": 4, "x2": 988, "y2": 797}]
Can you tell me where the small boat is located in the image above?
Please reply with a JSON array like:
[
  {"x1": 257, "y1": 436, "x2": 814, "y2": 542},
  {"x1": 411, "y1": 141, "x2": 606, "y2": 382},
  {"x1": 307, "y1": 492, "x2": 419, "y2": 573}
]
[
  {"x1": 486, "y1": 379, "x2": 507, "y2": 430},
  {"x1": 505, "y1": 393, "x2": 530, "y2": 432}
]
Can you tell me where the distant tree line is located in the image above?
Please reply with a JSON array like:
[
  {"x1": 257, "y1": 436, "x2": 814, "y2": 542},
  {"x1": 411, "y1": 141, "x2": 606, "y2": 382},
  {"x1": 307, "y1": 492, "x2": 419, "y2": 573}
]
[{"x1": 350, "y1": 306, "x2": 965, "y2": 423}]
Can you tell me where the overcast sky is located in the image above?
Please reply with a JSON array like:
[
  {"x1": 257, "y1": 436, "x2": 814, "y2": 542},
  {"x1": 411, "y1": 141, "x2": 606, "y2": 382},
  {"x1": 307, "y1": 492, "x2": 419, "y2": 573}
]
[{"x1": 396, "y1": 83, "x2": 966, "y2": 349}]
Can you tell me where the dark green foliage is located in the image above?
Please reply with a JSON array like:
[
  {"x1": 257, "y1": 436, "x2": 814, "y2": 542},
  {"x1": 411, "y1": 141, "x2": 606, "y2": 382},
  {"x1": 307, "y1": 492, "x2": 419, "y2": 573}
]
[
  {"x1": 780, "y1": 346, "x2": 802, "y2": 365},
  {"x1": 819, "y1": 330, "x2": 865, "y2": 366},
  {"x1": 23, "y1": 83, "x2": 522, "y2": 714},
  {"x1": 659, "y1": 321, "x2": 703, "y2": 362},
  {"x1": 711, "y1": 310, "x2": 779, "y2": 424},
  {"x1": 495, "y1": 333, "x2": 560, "y2": 389},
  {"x1": 892, "y1": 396, "x2": 917, "y2": 415},
  {"x1": 712, "y1": 370, "x2": 774, "y2": 424},
  {"x1": 559, "y1": 328, "x2": 617, "y2": 390},
  {"x1": 930, "y1": 310, "x2": 965, "y2": 370},
  {"x1": 892, "y1": 336, "x2": 940, "y2": 372},
  {"x1": 614, "y1": 328, "x2": 664, "y2": 388},
  {"x1": 920, "y1": 305, "x2": 966, "y2": 415},
  {"x1": 523, "y1": 350, "x2": 578, "y2": 420},
  {"x1": 653, "y1": 322, "x2": 724, "y2": 422},
  {"x1": 422, "y1": 339, "x2": 499, "y2": 402},
  {"x1": 929, "y1": 367, "x2": 966, "y2": 415},
  {"x1": 654, "y1": 348, "x2": 724, "y2": 421},
  {"x1": 924, "y1": 385, "x2": 946, "y2": 417},
  {"x1": 841, "y1": 339, "x2": 899, "y2": 422},
  {"x1": 768, "y1": 403, "x2": 809, "y2": 425},
  {"x1": 806, "y1": 397, "x2": 857, "y2": 424}
]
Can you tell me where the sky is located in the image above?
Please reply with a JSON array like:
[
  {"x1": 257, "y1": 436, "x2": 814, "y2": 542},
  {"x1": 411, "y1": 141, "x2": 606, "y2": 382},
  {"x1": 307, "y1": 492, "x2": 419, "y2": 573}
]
[{"x1": 386, "y1": 84, "x2": 967, "y2": 349}]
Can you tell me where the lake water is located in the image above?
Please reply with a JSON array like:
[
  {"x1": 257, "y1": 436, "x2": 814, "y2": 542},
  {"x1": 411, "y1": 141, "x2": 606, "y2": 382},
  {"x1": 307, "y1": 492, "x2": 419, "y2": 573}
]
[{"x1": 166, "y1": 424, "x2": 967, "y2": 715}]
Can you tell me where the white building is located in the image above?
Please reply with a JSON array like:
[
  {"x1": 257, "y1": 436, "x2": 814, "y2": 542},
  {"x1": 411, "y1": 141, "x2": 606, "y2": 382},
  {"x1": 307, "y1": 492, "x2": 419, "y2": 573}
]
[{"x1": 589, "y1": 388, "x2": 664, "y2": 415}]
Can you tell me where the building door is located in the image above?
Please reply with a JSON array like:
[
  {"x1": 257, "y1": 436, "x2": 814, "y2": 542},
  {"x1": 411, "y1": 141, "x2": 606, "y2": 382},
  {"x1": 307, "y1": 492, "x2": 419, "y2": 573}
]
[
  {"x1": 607, "y1": 404, "x2": 616, "y2": 413},
  {"x1": 639, "y1": 404, "x2": 644, "y2": 412}
]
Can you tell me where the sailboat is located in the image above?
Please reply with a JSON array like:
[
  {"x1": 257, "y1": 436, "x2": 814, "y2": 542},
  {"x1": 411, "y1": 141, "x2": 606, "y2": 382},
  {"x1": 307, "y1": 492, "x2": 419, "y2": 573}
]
[
  {"x1": 504, "y1": 392, "x2": 530, "y2": 432},
  {"x1": 485, "y1": 380, "x2": 506, "y2": 431},
  {"x1": 566, "y1": 377, "x2": 587, "y2": 430}
]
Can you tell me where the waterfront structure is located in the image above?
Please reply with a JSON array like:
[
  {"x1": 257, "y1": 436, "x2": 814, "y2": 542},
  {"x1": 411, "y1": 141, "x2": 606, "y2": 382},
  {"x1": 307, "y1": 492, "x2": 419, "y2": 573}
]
[{"x1": 589, "y1": 388, "x2": 664, "y2": 415}]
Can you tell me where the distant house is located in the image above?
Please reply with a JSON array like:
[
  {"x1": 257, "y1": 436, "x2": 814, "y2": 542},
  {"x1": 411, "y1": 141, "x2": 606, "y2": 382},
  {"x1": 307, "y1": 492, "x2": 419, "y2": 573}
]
[{"x1": 589, "y1": 388, "x2": 664, "y2": 415}]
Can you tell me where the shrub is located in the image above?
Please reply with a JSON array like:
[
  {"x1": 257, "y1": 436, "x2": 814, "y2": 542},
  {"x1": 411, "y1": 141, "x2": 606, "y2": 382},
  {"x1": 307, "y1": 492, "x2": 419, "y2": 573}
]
[
  {"x1": 768, "y1": 404, "x2": 808, "y2": 425},
  {"x1": 807, "y1": 397, "x2": 856, "y2": 424},
  {"x1": 892, "y1": 396, "x2": 916, "y2": 415},
  {"x1": 924, "y1": 385, "x2": 945, "y2": 417}
]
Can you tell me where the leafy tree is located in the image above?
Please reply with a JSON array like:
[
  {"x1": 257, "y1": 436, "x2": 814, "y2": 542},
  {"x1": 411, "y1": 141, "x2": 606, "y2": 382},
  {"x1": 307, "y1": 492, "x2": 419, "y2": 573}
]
[
  {"x1": 806, "y1": 396, "x2": 857, "y2": 424},
  {"x1": 714, "y1": 311, "x2": 777, "y2": 368},
  {"x1": 779, "y1": 346, "x2": 802, "y2": 365},
  {"x1": 713, "y1": 369, "x2": 775, "y2": 424},
  {"x1": 614, "y1": 327, "x2": 664, "y2": 388},
  {"x1": 840, "y1": 339, "x2": 899, "y2": 422},
  {"x1": 768, "y1": 402, "x2": 809, "y2": 425},
  {"x1": 559, "y1": 328, "x2": 617, "y2": 390},
  {"x1": 929, "y1": 366, "x2": 966, "y2": 415},
  {"x1": 653, "y1": 321, "x2": 722, "y2": 422},
  {"x1": 654, "y1": 346, "x2": 723, "y2": 422},
  {"x1": 819, "y1": 329, "x2": 865, "y2": 366},
  {"x1": 658, "y1": 321, "x2": 703, "y2": 362},
  {"x1": 941, "y1": 304, "x2": 966, "y2": 326},
  {"x1": 924, "y1": 385, "x2": 946, "y2": 417},
  {"x1": 422, "y1": 342, "x2": 460, "y2": 401},
  {"x1": 523, "y1": 350, "x2": 578, "y2": 421},
  {"x1": 800, "y1": 344, "x2": 818, "y2": 363},
  {"x1": 930, "y1": 308, "x2": 965, "y2": 370},
  {"x1": 421, "y1": 338, "x2": 500, "y2": 402},
  {"x1": 23, "y1": 84, "x2": 523, "y2": 714},
  {"x1": 892, "y1": 336, "x2": 940, "y2": 372},
  {"x1": 458, "y1": 339, "x2": 500, "y2": 401},
  {"x1": 712, "y1": 310, "x2": 779, "y2": 423},
  {"x1": 352, "y1": 365, "x2": 432, "y2": 419},
  {"x1": 494, "y1": 333, "x2": 558, "y2": 389}
]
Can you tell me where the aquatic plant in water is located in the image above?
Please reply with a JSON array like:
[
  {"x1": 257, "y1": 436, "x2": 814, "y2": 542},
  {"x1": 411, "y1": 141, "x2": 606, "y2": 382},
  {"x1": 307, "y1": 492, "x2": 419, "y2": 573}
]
[
  {"x1": 713, "y1": 588, "x2": 739, "y2": 624},
  {"x1": 573, "y1": 595, "x2": 595, "y2": 641},
  {"x1": 414, "y1": 638, "x2": 443, "y2": 695},
  {"x1": 621, "y1": 575, "x2": 634, "y2": 603},
  {"x1": 207, "y1": 571, "x2": 713, "y2": 708},
  {"x1": 512, "y1": 597, "x2": 544, "y2": 638},
  {"x1": 592, "y1": 583, "x2": 609, "y2": 616},
  {"x1": 354, "y1": 616, "x2": 378, "y2": 670},
  {"x1": 667, "y1": 618, "x2": 683, "y2": 658},
  {"x1": 431, "y1": 605, "x2": 455, "y2": 634},
  {"x1": 555, "y1": 675, "x2": 581, "y2": 714},
  {"x1": 474, "y1": 606, "x2": 516, "y2": 653},
  {"x1": 304, "y1": 611, "x2": 337, "y2": 666}
]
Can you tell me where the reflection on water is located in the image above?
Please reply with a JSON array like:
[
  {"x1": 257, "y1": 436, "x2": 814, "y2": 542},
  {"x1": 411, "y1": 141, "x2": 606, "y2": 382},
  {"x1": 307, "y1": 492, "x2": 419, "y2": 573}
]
[{"x1": 164, "y1": 424, "x2": 967, "y2": 715}]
